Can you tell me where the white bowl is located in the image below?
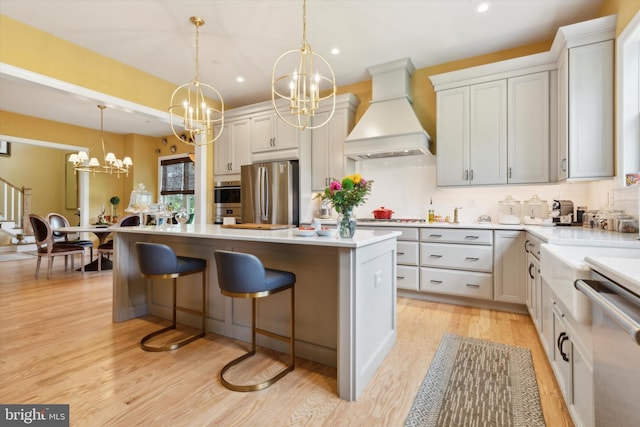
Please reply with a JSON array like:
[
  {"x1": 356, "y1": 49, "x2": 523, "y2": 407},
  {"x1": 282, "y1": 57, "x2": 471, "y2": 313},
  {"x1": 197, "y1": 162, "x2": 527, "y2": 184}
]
[
  {"x1": 316, "y1": 228, "x2": 336, "y2": 237},
  {"x1": 296, "y1": 229, "x2": 316, "y2": 237}
]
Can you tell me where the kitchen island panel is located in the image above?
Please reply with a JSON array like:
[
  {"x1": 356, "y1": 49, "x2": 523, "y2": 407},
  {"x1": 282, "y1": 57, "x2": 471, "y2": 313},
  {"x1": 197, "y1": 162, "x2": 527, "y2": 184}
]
[{"x1": 111, "y1": 226, "x2": 399, "y2": 401}]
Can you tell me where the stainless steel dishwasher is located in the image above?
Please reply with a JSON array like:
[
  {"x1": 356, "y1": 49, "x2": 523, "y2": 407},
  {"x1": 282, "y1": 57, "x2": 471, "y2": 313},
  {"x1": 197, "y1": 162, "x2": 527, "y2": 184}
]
[{"x1": 575, "y1": 266, "x2": 640, "y2": 427}]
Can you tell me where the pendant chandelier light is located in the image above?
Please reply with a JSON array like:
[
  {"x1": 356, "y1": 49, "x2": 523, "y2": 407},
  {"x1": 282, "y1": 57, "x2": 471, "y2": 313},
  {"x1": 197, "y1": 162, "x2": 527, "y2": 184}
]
[
  {"x1": 169, "y1": 16, "x2": 224, "y2": 146},
  {"x1": 68, "y1": 105, "x2": 133, "y2": 177},
  {"x1": 272, "y1": 0, "x2": 336, "y2": 130}
]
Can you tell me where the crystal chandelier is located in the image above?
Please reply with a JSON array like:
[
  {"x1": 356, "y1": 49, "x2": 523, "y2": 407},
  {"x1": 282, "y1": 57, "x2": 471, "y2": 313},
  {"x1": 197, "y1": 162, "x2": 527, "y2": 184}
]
[
  {"x1": 68, "y1": 105, "x2": 133, "y2": 177},
  {"x1": 272, "y1": 0, "x2": 336, "y2": 130},
  {"x1": 169, "y1": 16, "x2": 224, "y2": 146}
]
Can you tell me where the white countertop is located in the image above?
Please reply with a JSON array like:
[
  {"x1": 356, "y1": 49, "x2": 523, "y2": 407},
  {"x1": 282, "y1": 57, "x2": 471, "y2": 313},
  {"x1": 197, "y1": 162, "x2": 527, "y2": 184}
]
[
  {"x1": 111, "y1": 223, "x2": 400, "y2": 248},
  {"x1": 584, "y1": 256, "x2": 640, "y2": 296},
  {"x1": 348, "y1": 220, "x2": 640, "y2": 249}
]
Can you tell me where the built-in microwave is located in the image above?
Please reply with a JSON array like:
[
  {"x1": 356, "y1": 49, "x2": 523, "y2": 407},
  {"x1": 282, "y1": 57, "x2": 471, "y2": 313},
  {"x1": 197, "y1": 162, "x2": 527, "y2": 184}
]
[{"x1": 214, "y1": 180, "x2": 242, "y2": 224}]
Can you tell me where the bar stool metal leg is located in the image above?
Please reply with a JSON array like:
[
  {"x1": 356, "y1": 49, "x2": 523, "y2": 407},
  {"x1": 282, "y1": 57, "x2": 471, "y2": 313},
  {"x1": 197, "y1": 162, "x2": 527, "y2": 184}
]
[
  {"x1": 220, "y1": 284, "x2": 295, "y2": 392},
  {"x1": 139, "y1": 269, "x2": 207, "y2": 352}
]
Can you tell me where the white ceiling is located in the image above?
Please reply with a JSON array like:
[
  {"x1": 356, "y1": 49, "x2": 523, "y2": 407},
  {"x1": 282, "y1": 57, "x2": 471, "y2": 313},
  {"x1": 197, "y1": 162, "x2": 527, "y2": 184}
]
[{"x1": 0, "y1": 0, "x2": 606, "y2": 137}]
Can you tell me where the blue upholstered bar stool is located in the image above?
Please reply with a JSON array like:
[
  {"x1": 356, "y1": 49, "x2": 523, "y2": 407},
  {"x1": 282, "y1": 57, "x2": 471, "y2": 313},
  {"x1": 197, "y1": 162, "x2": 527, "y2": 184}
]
[
  {"x1": 136, "y1": 242, "x2": 207, "y2": 352},
  {"x1": 214, "y1": 250, "x2": 295, "y2": 392}
]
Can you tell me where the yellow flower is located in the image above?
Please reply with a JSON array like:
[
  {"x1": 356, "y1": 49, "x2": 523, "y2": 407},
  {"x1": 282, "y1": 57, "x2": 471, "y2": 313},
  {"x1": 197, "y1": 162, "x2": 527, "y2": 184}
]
[{"x1": 350, "y1": 173, "x2": 362, "y2": 184}]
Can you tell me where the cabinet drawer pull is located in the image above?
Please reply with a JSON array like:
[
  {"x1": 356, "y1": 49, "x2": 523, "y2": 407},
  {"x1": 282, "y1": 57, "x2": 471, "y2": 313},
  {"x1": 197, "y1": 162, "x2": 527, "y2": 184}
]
[
  {"x1": 397, "y1": 252, "x2": 405, "y2": 256},
  {"x1": 464, "y1": 235, "x2": 479, "y2": 240},
  {"x1": 524, "y1": 239, "x2": 531, "y2": 253},
  {"x1": 464, "y1": 170, "x2": 469, "y2": 181},
  {"x1": 466, "y1": 283, "x2": 480, "y2": 288},
  {"x1": 465, "y1": 257, "x2": 480, "y2": 262},
  {"x1": 429, "y1": 234, "x2": 443, "y2": 238},
  {"x1": 470, "y1": 169, "x2": 474, "y2": 180},
  {"x1": 561, "y1": 158, "x2": 567, "y2": 172},
  {"x1": 508, "y1": 167, "x2": 512, "y2": 178},
  {"x1": 397, "y1": 275, "x2": 405, "y2": 280},
  {"x1": 430, "y1": 280, "x2": 443, "y2": 284},
  {"x1": 429, "y1": 254, "x2": 443, "y2": 258}
]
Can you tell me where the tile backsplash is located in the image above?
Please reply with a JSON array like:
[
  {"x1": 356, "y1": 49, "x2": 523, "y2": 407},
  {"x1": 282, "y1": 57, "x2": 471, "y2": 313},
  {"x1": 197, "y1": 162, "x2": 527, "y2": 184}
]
[{"x1": 332, "y1": 155, "x2": 639, "y2": 223}]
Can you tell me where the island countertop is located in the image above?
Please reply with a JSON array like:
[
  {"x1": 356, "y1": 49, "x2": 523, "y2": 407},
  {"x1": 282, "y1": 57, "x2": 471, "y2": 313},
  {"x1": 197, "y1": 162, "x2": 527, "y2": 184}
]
[{"x1": 111, "y1": 223, "x2": 401, "y2": 247}]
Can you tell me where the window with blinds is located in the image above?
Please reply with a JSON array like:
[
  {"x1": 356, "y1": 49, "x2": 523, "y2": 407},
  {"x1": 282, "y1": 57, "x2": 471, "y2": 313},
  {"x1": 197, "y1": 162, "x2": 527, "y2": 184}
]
[{"x1": 160, "y1": 157, "x2": 195, "y2": 195}]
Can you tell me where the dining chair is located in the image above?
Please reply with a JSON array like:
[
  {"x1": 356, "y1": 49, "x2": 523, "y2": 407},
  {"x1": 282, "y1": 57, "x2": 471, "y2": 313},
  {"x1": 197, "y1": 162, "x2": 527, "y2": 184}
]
[
  {"x1": 29, "y1": 214, "x2": 85, "y2": 279},
  {"x1": 97, "y1": 214, "x2": 140, "y2": 271},
  {"x1": 47, "y1": 212, "x2": 94, "y2": 260}
]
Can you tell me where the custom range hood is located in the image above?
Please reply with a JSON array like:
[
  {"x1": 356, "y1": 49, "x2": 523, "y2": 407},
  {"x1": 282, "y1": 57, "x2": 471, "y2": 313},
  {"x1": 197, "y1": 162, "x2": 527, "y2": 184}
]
[{"x1": 344, "y1": 57, "x2": 432, "y2": 160}]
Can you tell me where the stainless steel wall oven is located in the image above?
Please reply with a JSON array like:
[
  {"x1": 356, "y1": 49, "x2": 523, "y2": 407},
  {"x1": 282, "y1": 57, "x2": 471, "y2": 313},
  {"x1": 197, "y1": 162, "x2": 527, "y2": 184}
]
[{"x1": 214, "y1": 180, "x2": 241, "y2": 224}]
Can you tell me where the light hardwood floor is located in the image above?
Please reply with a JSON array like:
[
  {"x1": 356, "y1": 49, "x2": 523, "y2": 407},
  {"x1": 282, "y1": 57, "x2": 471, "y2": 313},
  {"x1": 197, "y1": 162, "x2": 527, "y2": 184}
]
[{"x1": 0, "y1": 256, "x2": 573, "y2": 426}]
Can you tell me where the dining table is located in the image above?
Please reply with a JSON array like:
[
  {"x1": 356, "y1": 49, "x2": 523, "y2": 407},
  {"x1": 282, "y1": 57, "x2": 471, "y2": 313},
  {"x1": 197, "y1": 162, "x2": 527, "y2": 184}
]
[{"x1": 52, "y1": 225, "x2": 114, "y2": 271}]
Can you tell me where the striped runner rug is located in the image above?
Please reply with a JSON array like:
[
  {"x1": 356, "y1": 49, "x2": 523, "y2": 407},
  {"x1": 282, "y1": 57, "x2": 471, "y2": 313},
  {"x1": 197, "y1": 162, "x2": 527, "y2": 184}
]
[{"x1": 404, "y1": 333, "x2": 546, "y2": 427}]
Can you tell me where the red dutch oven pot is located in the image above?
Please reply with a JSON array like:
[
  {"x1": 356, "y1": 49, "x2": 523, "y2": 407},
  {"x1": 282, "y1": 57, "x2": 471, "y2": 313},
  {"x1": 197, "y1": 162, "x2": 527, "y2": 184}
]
[{"x1": 372, "y1": 206, "x2": 394, "y2": 219}]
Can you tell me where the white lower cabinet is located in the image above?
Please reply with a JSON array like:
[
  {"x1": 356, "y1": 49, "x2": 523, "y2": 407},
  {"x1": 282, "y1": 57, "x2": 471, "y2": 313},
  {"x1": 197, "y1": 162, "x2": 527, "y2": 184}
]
[
  {"x1": 493, "y1": 230, "x2": 527, "y2": 305},
  {"x1": 525, "y1": 233, "x2": 543, "y2": 332},
  {"x1": 359, "y1": 226, "x2": 419, "y2": 291},
  {"x1": 419, "y1": 228, "x2": 494, "y2": 300},
  {"x1": 542, "y1": 277, "x2": 594, "y2": 427},
  {"x1": 420, "y1": 267, "x2": 493, "y2": 300}
]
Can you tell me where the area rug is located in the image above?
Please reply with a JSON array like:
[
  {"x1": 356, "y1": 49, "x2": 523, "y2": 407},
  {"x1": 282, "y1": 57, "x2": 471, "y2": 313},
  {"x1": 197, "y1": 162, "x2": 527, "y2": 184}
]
[{"x1": 404, "y1": 333, "x2": 545, "y2": 427}]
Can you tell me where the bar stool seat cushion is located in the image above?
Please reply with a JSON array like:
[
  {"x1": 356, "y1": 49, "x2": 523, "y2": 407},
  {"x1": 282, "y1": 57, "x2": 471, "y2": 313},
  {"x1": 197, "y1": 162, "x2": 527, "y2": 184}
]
[
  {"x1": 265, "y1": 269, "x2": 297, "y2": 291},
  {"x1": 215, "y1": 251, "x2": 295, "y2": 294},
  {"x1": 177, "y1": 257, "x2": 207, "y2": 275}
]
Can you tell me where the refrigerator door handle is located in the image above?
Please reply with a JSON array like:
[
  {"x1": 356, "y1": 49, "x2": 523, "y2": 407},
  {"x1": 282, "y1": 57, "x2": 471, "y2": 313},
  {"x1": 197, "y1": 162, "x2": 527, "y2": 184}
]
[{"x1": 263, "y1": 166, "x2": 269, "y2": 221}]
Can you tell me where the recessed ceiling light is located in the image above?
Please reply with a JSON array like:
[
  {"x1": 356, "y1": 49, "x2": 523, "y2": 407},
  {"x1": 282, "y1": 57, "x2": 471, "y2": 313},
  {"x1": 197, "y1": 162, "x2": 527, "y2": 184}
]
[
  {"x1": 331, "y1": 47, "x2": 340, "y2": 55},
  {"x1": 477, "y1": 3, "x2": 490, "y2": 13},
  {"x1": 236, "y1": 76, "x2": 245, "y2": 83}
]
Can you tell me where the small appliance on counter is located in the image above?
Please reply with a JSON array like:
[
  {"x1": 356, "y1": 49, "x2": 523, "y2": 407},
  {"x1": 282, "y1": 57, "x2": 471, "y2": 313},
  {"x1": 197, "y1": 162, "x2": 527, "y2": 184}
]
[
  {"x1": 497, "y1": 195, "x2": 521, "y2": 225},
  {"x1": 551, "y1": 200, "x2": 574, "y2": 224},
  {"x1": 522, "y1": 195, "x2": 549, "y2": 225}
]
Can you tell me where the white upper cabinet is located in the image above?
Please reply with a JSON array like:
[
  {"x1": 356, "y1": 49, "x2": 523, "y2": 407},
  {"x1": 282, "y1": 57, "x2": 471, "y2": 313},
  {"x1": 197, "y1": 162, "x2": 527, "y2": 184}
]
[
  {"x1": 214, "y1": 118, "x2": 250, "y2": 176},
  {"x1": 430, "y1": 15, "x2": 616, "y2": 186},
  {"x1": 311, "y1": 95, "x2": 359, "y2": 191},
  {"x1": 508, "y1": 72, "x2": 550, "y2": 184},
  {"x1": 558, "y1": 40, "x2": 614, "y2": 180},
  {"x1": 436, "y1": 75, "x2": 547, "y2": 186},
  {"x1": 436, "y1": 87, "x2": 469, "y2": 186},
  {"x1": 470, "y1": 80, "x2": 508, "y2": 185},
  {"x1": 252, "y1": 111, "x2": 301, "y2": 154}
]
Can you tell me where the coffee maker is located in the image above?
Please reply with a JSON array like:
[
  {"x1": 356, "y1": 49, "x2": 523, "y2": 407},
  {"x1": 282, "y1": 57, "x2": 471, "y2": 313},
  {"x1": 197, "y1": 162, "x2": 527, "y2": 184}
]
[{"x1": 552, "y1": 200, "x2": 574, "y2": 224}]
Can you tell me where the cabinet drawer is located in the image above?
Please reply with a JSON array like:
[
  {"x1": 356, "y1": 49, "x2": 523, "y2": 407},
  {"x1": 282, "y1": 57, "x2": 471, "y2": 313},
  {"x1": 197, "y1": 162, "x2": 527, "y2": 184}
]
[
  {"x1": 420, "y1": 228, "x2": 492, "y2": 245},
  {"x1": 420, "y1": 243, "x2": 493, "y2": 272},
  {"x1": 420, "y1": 267, "x2": 493, "y2": 300},
  {"x1": 396, "y1": 266, "x2": 419, "y2": 291},
  {"x1": 358, "y1": 226, "x2": 419, "y2": 241},
  {"x1": 397, "y1": 241, "x2": 419, "y2": 266}
]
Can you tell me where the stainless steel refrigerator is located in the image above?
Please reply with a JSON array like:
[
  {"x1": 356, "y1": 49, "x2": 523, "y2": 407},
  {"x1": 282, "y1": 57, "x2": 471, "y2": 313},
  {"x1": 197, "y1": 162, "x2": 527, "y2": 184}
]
[{"x1": 241, "y1": 160, "x2": 299, "y2": 226}]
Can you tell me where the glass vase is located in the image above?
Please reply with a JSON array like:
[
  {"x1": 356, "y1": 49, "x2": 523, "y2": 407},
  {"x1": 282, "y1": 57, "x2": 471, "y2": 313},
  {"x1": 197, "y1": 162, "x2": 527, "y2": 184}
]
[{"x1": 337, "y1": 208, "x2": 357, "y2": 238}]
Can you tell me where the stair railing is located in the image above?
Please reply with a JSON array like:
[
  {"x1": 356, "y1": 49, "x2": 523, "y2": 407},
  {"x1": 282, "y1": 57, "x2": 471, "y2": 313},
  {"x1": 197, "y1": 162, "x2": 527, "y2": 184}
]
[{"x1": 0, "y1": 177, "x2": 32, "y2": 233}]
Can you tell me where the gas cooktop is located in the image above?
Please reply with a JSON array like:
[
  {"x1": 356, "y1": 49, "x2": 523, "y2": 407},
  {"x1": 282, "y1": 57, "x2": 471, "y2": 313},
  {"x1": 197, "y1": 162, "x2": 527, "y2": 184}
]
[{"x1": 357, "y1": 218, "x2": 426, "y2": 223}]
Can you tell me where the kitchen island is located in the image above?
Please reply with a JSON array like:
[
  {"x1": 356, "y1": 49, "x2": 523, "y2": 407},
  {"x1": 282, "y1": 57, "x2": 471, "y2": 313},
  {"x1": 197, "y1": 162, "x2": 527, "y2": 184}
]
[{"x1": 110, "y1": 224, "x2": 400, "y2": 401}]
